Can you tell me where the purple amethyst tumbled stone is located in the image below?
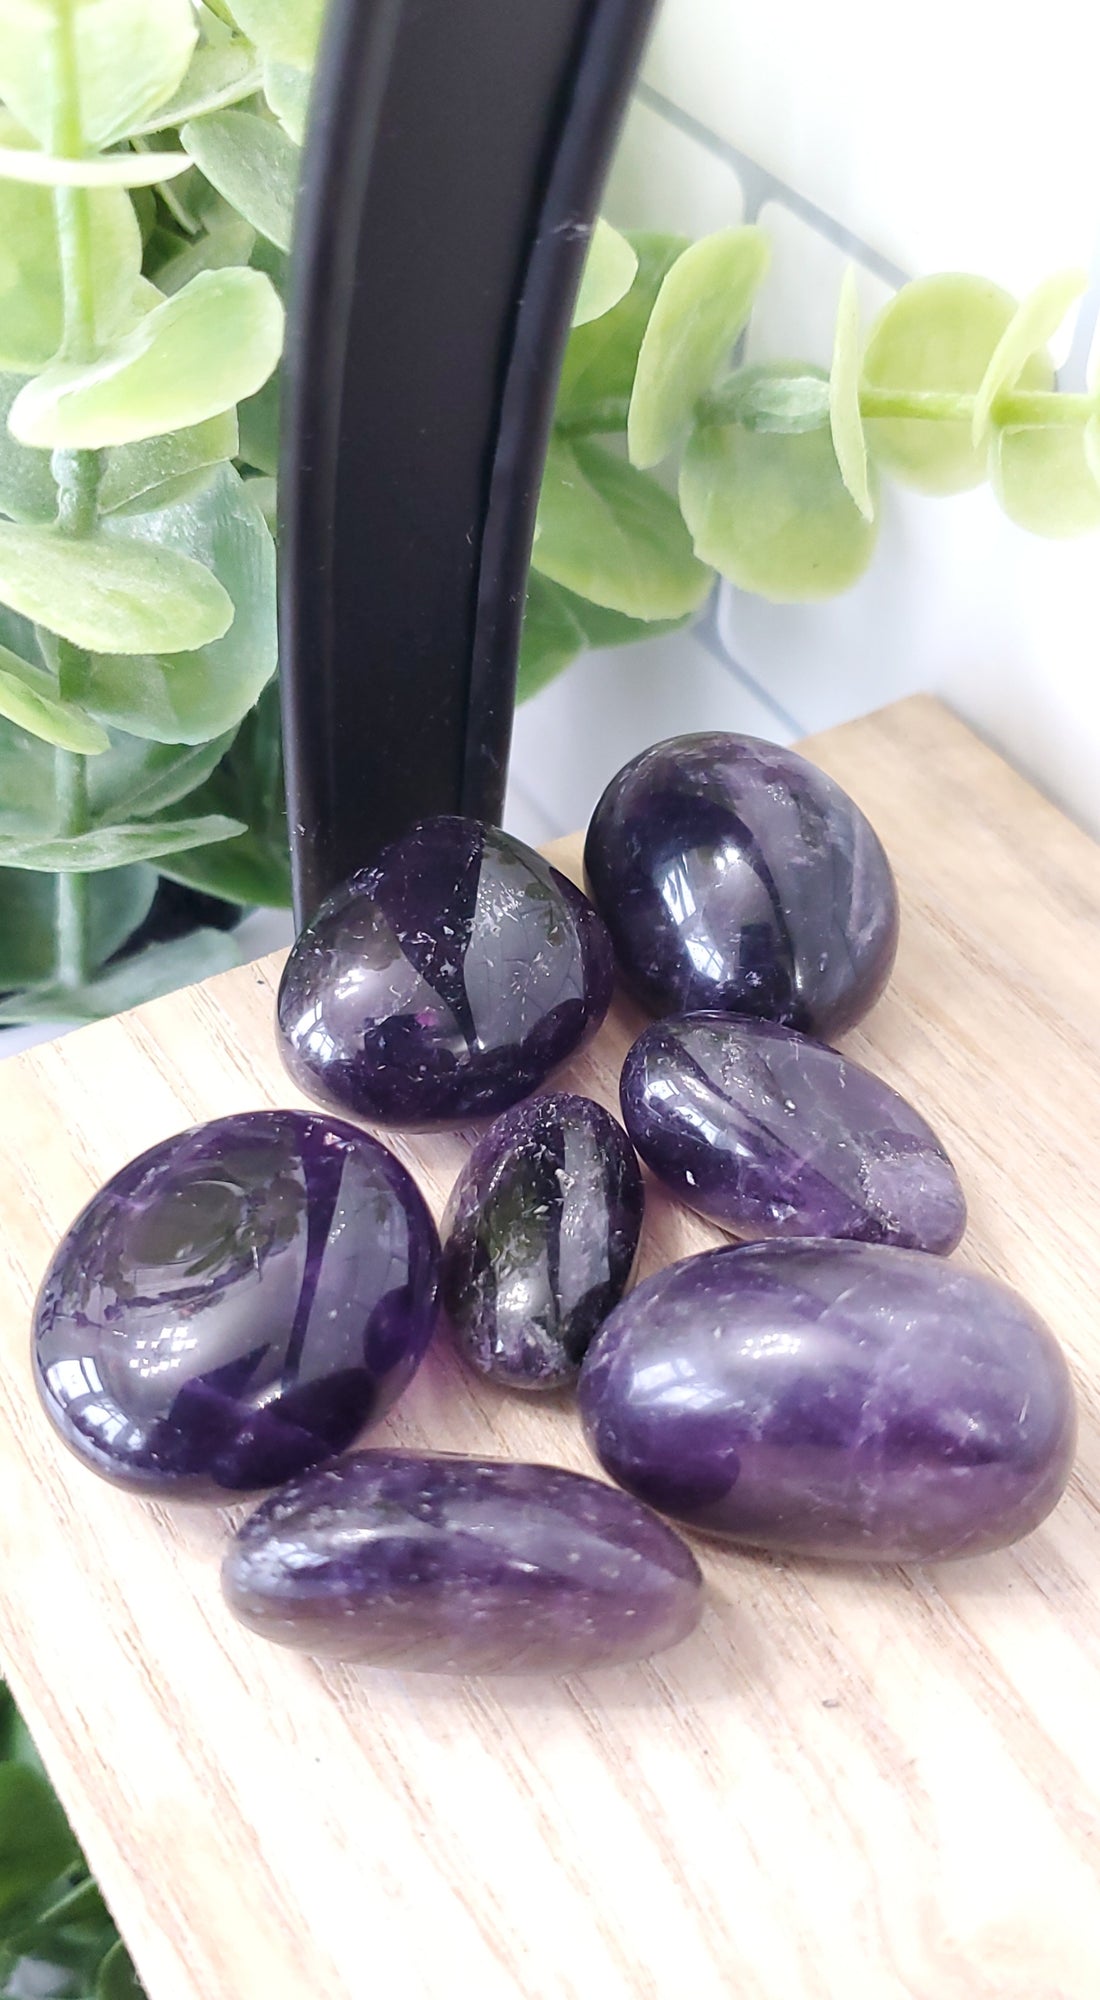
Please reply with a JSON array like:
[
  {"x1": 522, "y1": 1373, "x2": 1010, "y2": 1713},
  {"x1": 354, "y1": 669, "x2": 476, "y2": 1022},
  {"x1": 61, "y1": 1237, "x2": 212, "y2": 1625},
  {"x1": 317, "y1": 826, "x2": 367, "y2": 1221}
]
[
  {"x1": 222, "y1": 1450, "x2": 704, "y2": 1672},
  {"x1": 584, "y1": 732, "x2": 898, "y2": 1034},
  {"x1": 32, "y1": 1111, "x2": 441, "y2": 1497},
  {"x1": 278, "y1": 816, "x2": 614, "y2": 1128},
  {"x1": 578, "y1": 1241, "x2": 1076, "y2": 1561},
  {"x1": 620, "y1": 1013, "x2": 966, "y2": 1253},
  {"x1": 441, "y1": 1093, "x2": 644, "y2": 1391}
]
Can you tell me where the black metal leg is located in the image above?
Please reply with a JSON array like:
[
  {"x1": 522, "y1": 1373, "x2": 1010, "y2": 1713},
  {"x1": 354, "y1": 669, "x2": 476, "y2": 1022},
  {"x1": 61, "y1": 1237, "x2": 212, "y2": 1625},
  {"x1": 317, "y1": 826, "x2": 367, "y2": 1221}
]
[{"x1": 279, "y1": 0, "x2": 658, "y2": 925}]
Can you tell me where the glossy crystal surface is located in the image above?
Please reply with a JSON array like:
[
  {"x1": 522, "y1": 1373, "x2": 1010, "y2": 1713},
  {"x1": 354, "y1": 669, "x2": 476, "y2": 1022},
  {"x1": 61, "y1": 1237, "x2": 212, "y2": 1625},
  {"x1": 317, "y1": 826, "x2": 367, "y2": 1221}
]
[
  {"x1": 223, "y1": 1450, "x2": 704, "y2": 1672},
  {"x1": 33, "y1": 1111, "x2": 441, "y2": 1496},
  {"x1": 620, "y1": 1013, "x2": 966, "y2": 1252},
  {"x1": 579, "y1": 1240, "x2": 1076, "y2": 1560},
  {"x1": 584, "y1": 732, "x2": 899, "y2": 1035},
  {"x1": 278, "y1": 816, "x2": 614, "y2": 1128},
  {"x1": 441, "y1": 1092, "x2": 644, "y2": 1390}
]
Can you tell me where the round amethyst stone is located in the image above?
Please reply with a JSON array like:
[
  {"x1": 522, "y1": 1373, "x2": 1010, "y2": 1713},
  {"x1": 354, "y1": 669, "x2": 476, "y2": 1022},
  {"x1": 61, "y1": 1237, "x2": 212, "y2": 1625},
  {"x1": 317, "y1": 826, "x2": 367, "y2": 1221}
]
[
  {"x1": 584, "y1": 732, "x2": 899, "y2": 1035},
  {"x1": 223, "y1": 1450, "x2": 703, "y2": 1672},
  {"x1": 620, "y1": 1013, "x2": 966, "y2": 1253},
  {"x1": 278, "y1": 817, "x2": 614, "y2": 1128},
  {"x1": 579, "y1": 1241, "x2": 1076, "y2": 1561},
  {"x1": 441, "y1": 1093, "x2": 644, "y2": 1390},
  {"x1": 32, "y1": 1111, "x2": 441, "y2": 1497}
]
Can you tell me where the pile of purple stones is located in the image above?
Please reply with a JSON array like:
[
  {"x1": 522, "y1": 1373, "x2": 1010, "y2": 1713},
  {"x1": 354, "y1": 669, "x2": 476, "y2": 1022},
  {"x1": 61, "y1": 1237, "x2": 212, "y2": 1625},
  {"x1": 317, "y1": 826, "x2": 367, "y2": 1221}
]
[{"x1": 32, "y1": 733, "x2": 1077, "y2": 1676}]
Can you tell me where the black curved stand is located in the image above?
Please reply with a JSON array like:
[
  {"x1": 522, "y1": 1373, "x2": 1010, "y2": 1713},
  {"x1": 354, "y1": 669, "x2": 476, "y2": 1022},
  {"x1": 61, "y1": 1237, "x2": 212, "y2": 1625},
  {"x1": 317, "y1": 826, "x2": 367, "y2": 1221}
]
[{"x1": 279, "y1": 0, "x2": 657, "y2": 924}]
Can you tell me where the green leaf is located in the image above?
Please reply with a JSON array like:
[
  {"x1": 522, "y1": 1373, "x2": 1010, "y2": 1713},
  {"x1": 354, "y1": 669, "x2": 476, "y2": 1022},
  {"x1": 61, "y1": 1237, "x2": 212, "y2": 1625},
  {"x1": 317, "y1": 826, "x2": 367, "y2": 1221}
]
[
  {"x1": 556, "y1": 232, "x2": 688, "y2": 426},
  {"x1": 681, "y1": 366, "x2": 878, "y2": 601},
  {"x1": 75, "y1": 465, "x2": 276, "y2": 742},
  {"x1": 10, "y1": 268, "x2": 284, "y2": 450},
  {"x1": 148, "y1": 214, "x2": 256, "y2": 298},
  {"x1": 237, "y1": 370, "x2": 280, "y2": 476},
  {"x1": 0, "y1": 144, "x2": 189, "y2": 187},
  {"x1": 0, "y1": 813, "x2": 244, "y2": 872},
  {"x1": 712, "y1": 366, "x2": 832, "y2": 433},
  {"x1": 96, "y1": 1939, "x2": 144, "y2": 2000},
  {"x1": 0, "y1": 171, "x2": 141, "y2": 373},
  {"x1": 98, "y1": 411, "x2": 239, "y2": 515},
  {"x1": 89, "y1": 730, "x2": 237, "y2": 822},
  {"x1": 128, "y1": 41, "x2": 264, "y2": 135},
  {"x1": 0, "y1": 862, "x2": 155, "y2": 987},
  {"x1": 0, "y1": 925, "x2": 240, "y2": 1024},
  {"x1": 181, "y1": 110, "x2": 297, "y2": 253},
  {"x1": 158, "y1": 685, "x2": 289, "y2": 906},
  {"x1": 573, "y1": 220, "x2": 638, "y2": 329},
  {"x1": 0, "y1": 522, "x2": 233, "y2": 652},
  {"x1": 829, "y1": 266, "x2": 873, "y2": 520},
  {"x1": 972, "y1": 268, "x2": 1087, "y2": 446},
  {"x1": 533, "y1": 437, "x2": 712, "y2": 620},
  {"x1": 0, "y1": 0, "x2": 197, "y2": 152},
  {"x1": 628, "y1": 226, "x2": 769, "y2": 468},
  {"x1": 518, "y1": 571, "x2": 691, "y2": 701},
  {"x1": 0, "y1": 645, "x2": 109, "y2": 751},
  {"x1": 0, "y1": 1684, "x2": 45, "y2": 1770},
  {"x1": 989, "y1": 424, "x2": 1100, "y2": 537},
  {"x1": 228, "y1": 0, "x2": 326, "y2": 68},
  {"x1": 0, "y1": 376, "x2": 57, "y2": 522},
  {"x1": 264, "y1": 61, "x2": 311, "y2": 145},
  {"x1": 0, "y1": 1764, "x2": 78, "y2": 1917},
  {"x1": 0, "y1": 706, "x2": 52, "y2": 833},
  {"x1": 862, "y1": 273, "x2": 1053, "y2": 494}
]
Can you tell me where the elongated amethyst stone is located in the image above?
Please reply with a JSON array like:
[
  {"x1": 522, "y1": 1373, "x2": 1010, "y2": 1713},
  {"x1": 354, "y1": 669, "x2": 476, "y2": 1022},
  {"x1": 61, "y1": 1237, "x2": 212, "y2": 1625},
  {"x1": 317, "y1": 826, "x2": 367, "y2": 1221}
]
[
  {"x1": 278, "y1": 816, "x2": 614, "y2": 1128},
  {"x1": 441, "y1": 1093, "x2": 644, "y2": 1390},
  {"x1": 584, "y1": 732, "x2": 898, "y2": 1035},
  {"x1": 32, "y1": 1111, "x2": 441, "y2": 1497},
  {"x1": 620, "y1": 1013, "x2": 966, "y2": 1253},
  {"x1": 223, "y1": 1450, "x2": 704, "y2": 1672},
  {"x1": 579, "y1": 1241, "x2": 1076, "y2": 1561}
]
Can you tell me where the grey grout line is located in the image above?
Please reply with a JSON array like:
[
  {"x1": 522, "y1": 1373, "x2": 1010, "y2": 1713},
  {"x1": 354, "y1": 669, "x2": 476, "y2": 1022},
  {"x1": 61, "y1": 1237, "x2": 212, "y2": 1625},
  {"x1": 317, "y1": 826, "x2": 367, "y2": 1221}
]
[
  {"x1": 636, "y1": 80, "x2": 910, "y2": 290},
  {"x1": 693, "y1": 609, "x2": 807, "y2": 740}
]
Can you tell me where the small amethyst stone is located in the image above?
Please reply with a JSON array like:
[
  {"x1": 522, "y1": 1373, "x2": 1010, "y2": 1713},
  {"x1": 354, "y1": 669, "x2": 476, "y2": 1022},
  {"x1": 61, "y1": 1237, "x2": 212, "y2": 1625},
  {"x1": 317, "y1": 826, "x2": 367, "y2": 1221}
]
[
  {"x1": 584, "y1": 732, "x2": 899, "y2": 1035},
  {"x1": 222, "y1": 1450, "x2": 704, "y2": 1672},
  {"x1": 278, "y1": 816, "x2": 614, "y2": 1129},
  {"x1": 579, "y1": 1241, "x2": 1076, "y2": 1561},
  {"x1": 620, "y1": 1013, "x2": 966, "y2": 1253},
  {"x1": 441, "y1": 1093, "x2": 644, "y2": 1391},
  {"x1": 32, "y1": 1111, "x2": 441, "y2": 1497}
]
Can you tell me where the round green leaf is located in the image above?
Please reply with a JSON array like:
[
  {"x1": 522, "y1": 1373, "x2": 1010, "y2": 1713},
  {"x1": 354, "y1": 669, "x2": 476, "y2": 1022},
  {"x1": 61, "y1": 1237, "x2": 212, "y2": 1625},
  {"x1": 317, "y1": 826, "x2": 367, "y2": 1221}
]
[
  {"x1": 229, "y1": 0, "x2": 326, "y2": 68},
  {"x1": 989, "y1": 425, "x2": 1100, "y2": 537},
  {"x1": 76, "y1": 464, "x2": 276, "y2": 742},
  {"x1": 556, "y1": 232, "x2": 688, "y2": 426},
  {"x1": 0, "y1": 860, "x2": 155, "y2": 988},
  {"x1": 0, "y1": 705, "x2": 52, "y2": 832},
  {"x1": 828, "y1": 266, "x2": 873, "y2": 520},
  {"x1": 0, "y1": 143, "x2": 190, "y2": 186},
  {"x1": 681, "y1": 365, "x2": 878, "y2": 600},
  {"x1": 971, "y1": 268, "x2": 1087, "y2": 446},
  {"x1": 88, "y1": 730, "x2": 238, "y2": 822},
  {"x1": 628, "y1": 225, "x2": 769, "y2": 468},
  {"x1": 264, "y1": 60, "x2": 311, "y2": 145},
  {"x1": 0, "y1": 171, "x2": 141, "y2": 373},
  {"x1": 9, "y1": 267, "x2": 284, "y2": 449},
  {"x1": 0, "y1": 0, "x2": 197, "y2": 152},
  {"x1": 128, "y1": 42, "x2": 264, "y2": 135},
  {"x1": 518, "y1": 572, "x2": 690, "y2": 702},
  {"x1": 0, "y1": 521, "x2": 234, "y2": 652},
  {"x1": 533, "y1": 436, "x2": 712, "y2": 620},
  {"x1": 0, "y1": 643, "x2": 109, "y2": 751},
  {"x1": 0, "y1": 1763, "x2": 79, "y2": 1916},
  {"x1": 0, "y1": 812, "x2": 245, "y2": 871},
  {"x1": 237, "y1": 370, "x2": 280, "y2": 476},
  {"x1": 862, "y1": 273, "x2": 1053, "y2": 494},
  {"x1": 572, "y1": 220, "x2": 638, "y2": 329},
  {"x1": 180, "y1": 109, "x2": 297, "y2": 253},
  {"x1": 98, "y1": 410, "x2": 239, "y2": 514},
  {"x1": 0, "y1": 925, "x2": 239, "y2": 1025},
  {"x1": 0, "y1": 374, "x2": 57, "y2": 521}
]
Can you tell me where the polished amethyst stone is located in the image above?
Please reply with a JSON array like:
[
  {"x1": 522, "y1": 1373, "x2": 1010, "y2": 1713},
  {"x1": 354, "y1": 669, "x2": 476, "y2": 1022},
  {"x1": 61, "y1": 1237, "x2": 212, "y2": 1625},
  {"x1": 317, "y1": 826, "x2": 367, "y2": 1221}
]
[
  {"x1": 441, "y1": 1093, "x2": 644, "y2": 1391},
  {"x1": 579, "y1": 1241, "x2": 1076, "y2": 1560},
  {"x1": 32, "y1": 1111, "x2": 441, "y2": 1497},
  {"x1": 584, "y1": 733, "x2": 899, "y2": 1035},
  {"x1": 620, "y1": 1013, "x2": 966, "y2": 1253},
  {"x1": 223, "y1": 1450, "x2": 704, "y2": 1672},
  {"x1": 278, "y1": 816, "x2": 614, "y2": 1129}
]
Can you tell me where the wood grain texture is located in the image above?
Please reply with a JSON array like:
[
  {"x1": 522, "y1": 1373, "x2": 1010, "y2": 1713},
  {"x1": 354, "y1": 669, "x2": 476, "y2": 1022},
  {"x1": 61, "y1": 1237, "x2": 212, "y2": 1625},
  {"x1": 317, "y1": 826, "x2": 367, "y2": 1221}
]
[{"x1": 1, "y1": 696, "x2": 1099, "y2": 2000}]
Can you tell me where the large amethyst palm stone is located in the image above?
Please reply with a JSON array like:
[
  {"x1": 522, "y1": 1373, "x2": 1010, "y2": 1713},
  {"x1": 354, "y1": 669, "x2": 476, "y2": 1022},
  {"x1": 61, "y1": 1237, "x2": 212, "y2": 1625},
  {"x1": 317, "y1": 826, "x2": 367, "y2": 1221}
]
[
  {"x1": 579, "y1": 1241, "x2": 1076, "y2": 1561},
  {"x1": 223, "y1": 1450, "x2": 703, "y2": 1672},
  {"x1": 621, "y1": 1013, "x2": 966, "y2": 1252},
  {"x1": 584, "y1": 732, "x2": 898, "y2": 1035},
  {"x1": 278, "y1": 817, "x2": 614, "y2": 1128},
  {"x1": 442, "y1": 1093, "x2": 644, "y2": 1391},
  {"x1": 32, "y1": 1111, "x2": 441, "y2": 1497}
]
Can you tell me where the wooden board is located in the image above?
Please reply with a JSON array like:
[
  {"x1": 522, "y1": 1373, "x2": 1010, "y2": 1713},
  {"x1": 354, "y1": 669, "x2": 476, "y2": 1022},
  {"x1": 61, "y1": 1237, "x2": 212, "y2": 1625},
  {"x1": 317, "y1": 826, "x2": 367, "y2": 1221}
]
[{"x1": 2, "y1": 695, "x2": 1100, "y2": 2000}]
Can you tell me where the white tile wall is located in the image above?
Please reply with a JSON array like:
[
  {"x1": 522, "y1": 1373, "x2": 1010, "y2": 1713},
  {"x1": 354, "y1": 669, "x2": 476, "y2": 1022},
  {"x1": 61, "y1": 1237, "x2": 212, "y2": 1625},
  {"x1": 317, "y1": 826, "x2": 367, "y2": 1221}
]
[{"x1": 509, "y1": 0, "x2": 1100, "y2": 843}]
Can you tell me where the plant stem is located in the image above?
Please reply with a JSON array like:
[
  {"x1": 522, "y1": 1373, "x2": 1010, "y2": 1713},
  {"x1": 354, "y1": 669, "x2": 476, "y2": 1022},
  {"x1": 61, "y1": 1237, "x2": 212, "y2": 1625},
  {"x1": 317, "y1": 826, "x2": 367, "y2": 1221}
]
[
  {"x1": 859, "y1": 387, "x2": 1099, "y2": 428},
  {"x1": 54, "y1": 751, "x2": 91, "y2": 989}
]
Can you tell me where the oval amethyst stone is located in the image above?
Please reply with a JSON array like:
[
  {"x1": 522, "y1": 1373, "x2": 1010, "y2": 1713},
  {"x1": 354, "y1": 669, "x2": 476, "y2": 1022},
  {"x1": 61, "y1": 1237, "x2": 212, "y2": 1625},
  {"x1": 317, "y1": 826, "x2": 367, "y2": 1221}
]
[
  {"x1": 584, "y1": 732, "x2": 899, "y2": 1035},
  {"x1": 278, "y1": 816, "x2": 614, "y2": 1128},
  {"x1": 441, "y1": 1093, "x2": 644, "y2": 1391},
  {"x1": 579, "y1": 1241, "x2": 1076, "y2": 1561},
  {"x1": 223, "y1": 1450, "x2": 703, "y2": 1672},
  {"x1": 32, "y1": 1111, "x2": 441, "y2": 1497},
  {"x1": 620, "y1": 1013, "x2": 966, "y2": 1253}
]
